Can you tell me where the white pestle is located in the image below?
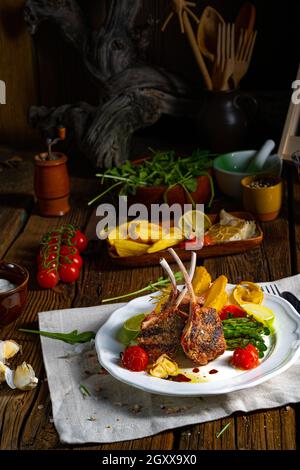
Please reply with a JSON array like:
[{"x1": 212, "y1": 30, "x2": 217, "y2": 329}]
[{"x1": 245, "y1": 139, "x2": 276, "y2": 173}]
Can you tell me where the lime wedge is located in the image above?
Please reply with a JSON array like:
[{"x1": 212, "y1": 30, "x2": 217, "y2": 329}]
[
  {"x1": 178, "y1": 210, "x2": 212, "y2": 239},
  {"x1": 242, "y1": 303, "x2": 275, "y2": 329},
  {"x1": 116, "y1": 313, "x2": 146, "y2": 345}
]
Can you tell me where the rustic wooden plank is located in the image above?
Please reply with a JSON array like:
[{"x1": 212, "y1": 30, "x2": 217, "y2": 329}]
[
  {"x1": 0, "y1": 207, "x2": 29, "y2": 258},
  {"x1": 0, "y1": 1, "x2": 39, "y2": 145},
  {"x1": 179, "y1": 418, "x2": 235, "y2": 450},
  {"x1": 0, "y1": 178, "x2": 95, "y2": 450}
]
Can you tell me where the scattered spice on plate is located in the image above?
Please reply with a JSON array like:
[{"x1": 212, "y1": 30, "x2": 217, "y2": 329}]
[
  {"x1": 192, "y1": 367, "x2": 200, "y2": 373},
  {"x1": 209, "y1": 369, "x2": 218, "y2": 375}
]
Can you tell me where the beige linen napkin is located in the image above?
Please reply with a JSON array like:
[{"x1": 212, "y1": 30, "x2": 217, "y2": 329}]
[{"x1": 39, "y1": 275, "x2": 300, "y2": 444}]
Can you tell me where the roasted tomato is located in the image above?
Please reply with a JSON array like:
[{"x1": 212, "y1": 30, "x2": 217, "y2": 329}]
[
  {"x1": 220, "y1": 305, "x2": 247, "y2": 320},
  {"x1": 122, "y1": 346, "x2": 149, "y2": 372},
  {"x1": 232, "y1": 344, "x2": 259, "y2": 370}
]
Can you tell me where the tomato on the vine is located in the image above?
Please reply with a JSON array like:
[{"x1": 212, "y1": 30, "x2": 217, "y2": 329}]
[
  {"x1": 59, "y1": 245, "x2": 79, "y2": 256},
  {"x1": 37, "y1": 225, "x2": 87, "y2": 289},
  {"x1": 48, "y1": 237, "x2": 59, "y2": 245},
  {"x1": 58, "y1": 263, "x2": 80, "y2": 283},
  {"x1": 232, "y1": 344, "x2": 259, "y2": 370},
  {"x1": 69, "y1": 253, "x2": 83, "y2": 269},
  {"x1": 122, "y1": 346, "x2": 149, "y2": 372},
  {"x1": 71, "y1": 230, "x2": 88, "y2": 252},
  {"x1": 48, "y1": 244, "x2": 59, "y2": 253},
  {"x1": 37, "y1": 270, "x2": 59, "y2": 289}
]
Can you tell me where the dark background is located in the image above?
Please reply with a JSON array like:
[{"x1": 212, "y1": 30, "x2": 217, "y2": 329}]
[{"x1": 0, "y1": 0, "x2": 299, "y2": 148}]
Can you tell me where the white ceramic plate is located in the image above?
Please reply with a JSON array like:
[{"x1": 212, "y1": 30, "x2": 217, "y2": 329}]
[{"x1": 95, "y1": 285, "x2": 300, "y2": 396}]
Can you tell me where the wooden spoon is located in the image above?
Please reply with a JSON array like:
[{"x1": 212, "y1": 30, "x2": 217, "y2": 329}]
[
  {"x1": 235, "y1": 2, "x2": 256, "y2": 37},
  {"x1": 197, "y1": 6, "x2": 225, "y2": 64}
]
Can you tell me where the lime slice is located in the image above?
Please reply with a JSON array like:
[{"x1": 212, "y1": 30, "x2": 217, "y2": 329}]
[
  {"x1": 242, "y1": 303, "x2": 275, "y2": 328},
  {"x1": 116, "y1": 313, "x2": 146, "y2": 345},
  {"x1": 124, "y1": 313, "x2": 146, "y2": 333},
  {"x1": 178, "y1": 210, "x2": 212, "y2": 239}
]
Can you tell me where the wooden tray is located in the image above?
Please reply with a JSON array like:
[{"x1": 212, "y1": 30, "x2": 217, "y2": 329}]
[{"x1": 107, "y1": 212, "x2": 263, "y2": 267}]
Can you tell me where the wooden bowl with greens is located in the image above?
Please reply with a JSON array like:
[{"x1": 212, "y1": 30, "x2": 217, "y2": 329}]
[{"x1": 89, "y1": 149, "x2": 215, "y2": 208}]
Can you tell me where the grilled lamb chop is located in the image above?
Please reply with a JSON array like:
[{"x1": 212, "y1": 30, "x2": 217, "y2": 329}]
[
  {"x1": 137, "y1": 255, "x2": 196, "y2": 362},
  {"x1": 169, "y1": 248, "x2": 226, "y2": 365}
]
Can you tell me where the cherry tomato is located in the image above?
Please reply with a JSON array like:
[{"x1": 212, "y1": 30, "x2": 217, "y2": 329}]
[
  {"x1": 58, "y1": 263, "x2": 80, "y2": 283},
  {"x1": 220, "y1": 305, "x2": 247, "y2": 320},
  {"x1": 204, "y1": 235, "x2": 214, "y2": 246},
  {"x1": 37, "y1": 270, "x2": 59, "y2": 289},
  {"x1": 122, "y1": 346, "x2": 149, "y2": 372},
  {"x1": 178, "y1": 237, "x2": 197, "y2": 249},
  {"x1": 70, "y1": 253, "x2": 83, "y2": 269},
  {"x1": 48, "y1": 244, "x2": 59, "y2": 252},
  {"x1": 232, "y1": 344, "x2": 259, "y2": 370},
  {"x1": 48, "y1": 237, "x2": 59, "y2": 245},
  {"x1": 60, "y1": 245, "x2": 79, "y2": 257},
  {"x1": 60, "y1": 253, "x2": 83, "y2": 270},
  {"x1": 71, "y1": 230, "x2": 88, "y2": 252}
]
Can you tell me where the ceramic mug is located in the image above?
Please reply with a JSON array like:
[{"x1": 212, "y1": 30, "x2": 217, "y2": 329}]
[{"x1": 241, "y1": 176, "x2": 282, "y2": 221}]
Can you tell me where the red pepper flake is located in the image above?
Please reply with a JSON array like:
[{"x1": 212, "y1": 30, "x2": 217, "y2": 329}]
[
  {"x1": 192, "y1": 368, "x2": 200, "y2": 373},
  {"x1": 209, "y1": 369, "x2": 218, "y2": 375},
  {"x1": 171, "y1": 374, "x2": 191, "y2": 382}
]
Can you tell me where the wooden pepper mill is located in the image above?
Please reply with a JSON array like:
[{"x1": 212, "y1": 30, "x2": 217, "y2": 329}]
[{"x1": 34, "y1": 127, "x2": 70, "y2": 217}]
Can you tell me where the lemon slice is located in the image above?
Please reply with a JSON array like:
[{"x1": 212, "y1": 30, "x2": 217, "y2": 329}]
[
  {"x1": 242, "y1": 303, "x2": 275, "y2": 328},
  {"x1": 178, "y1": 210, "x2": 212, "y2": 239},
  {"x1": 107, "y1": 222, "x2": 129, "y2": 246},
  {"x1": 116, "y1": 313, "x2": 147, "y2": 345}
]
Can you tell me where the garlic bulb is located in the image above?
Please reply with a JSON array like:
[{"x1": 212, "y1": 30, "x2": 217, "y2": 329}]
[
  {"x1": 0, "y1": 340, "x2": 21, "y2": 363},
  {"x1": 13, "y1": 362, "x2": 38, "y2": 391}
]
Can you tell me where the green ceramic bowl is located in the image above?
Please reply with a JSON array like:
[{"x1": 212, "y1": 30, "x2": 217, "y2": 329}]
[{"x1": 213, "y1": 150, "x2": 282, "y2": 199}]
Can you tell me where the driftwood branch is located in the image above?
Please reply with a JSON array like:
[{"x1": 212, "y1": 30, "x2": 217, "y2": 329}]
[{"x1": 24, "y1": 0, "x2": 196, "y2": 168}]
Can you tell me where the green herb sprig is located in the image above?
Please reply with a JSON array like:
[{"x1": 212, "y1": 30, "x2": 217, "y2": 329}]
[
  {"x1": 102, "y1": 271, "x2": 183, "y2": 303},
  {"x1": 19, "y1": 329, "x2": 95, "y2": 345},
  {"x1": 88, "y1": 148, "x2": 215, "y2": 208}
]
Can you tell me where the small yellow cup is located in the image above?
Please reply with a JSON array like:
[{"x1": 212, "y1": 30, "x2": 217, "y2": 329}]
[{"x1": 241, "y1": 175, "x2": 282, "y2": 221}]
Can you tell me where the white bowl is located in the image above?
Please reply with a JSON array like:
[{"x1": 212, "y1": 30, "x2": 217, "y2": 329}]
[{"x1": 213, "y1": 150, "x2": 283, "y2": 199}]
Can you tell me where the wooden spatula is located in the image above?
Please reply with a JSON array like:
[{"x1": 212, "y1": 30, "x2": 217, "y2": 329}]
[{"x1": 197, "y1": 6, "x2": 225, "y2": 64}]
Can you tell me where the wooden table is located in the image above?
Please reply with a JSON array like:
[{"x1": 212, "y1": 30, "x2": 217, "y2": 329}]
[{"x1": 0, "y1": 149, "x2": 299, "y2": 451}]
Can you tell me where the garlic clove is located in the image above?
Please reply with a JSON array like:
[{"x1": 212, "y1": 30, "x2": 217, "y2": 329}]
[
  {"x1": 0, "y1": 361, "x2": 16, "y2": 389},
  {"x1": 0, "y1": 340, "x2": 21, "y2": 363},
  {"x1": 0, "y1": 361, "x2": 7, "y2": 384},
  {"x1": 13, "y1": 362, "x2": 38, "y2": 391}
]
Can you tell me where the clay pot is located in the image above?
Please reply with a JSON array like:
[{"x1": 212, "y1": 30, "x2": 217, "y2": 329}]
[
  {"x1": 129, "y1": 172, "x2": 212, "y2": 209},
  {"x1": 197, "y1": 90, "x2": 257, "y2": 153},
  {"x1": 34, "y1": 152, "x2": 70, "y2": 217},
  {"x1": 127, "y1": 157, "x2": 212, "y2": 209},
  {"x1": 0, "y1": 261, "x2": 29, "y2": 326}
]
